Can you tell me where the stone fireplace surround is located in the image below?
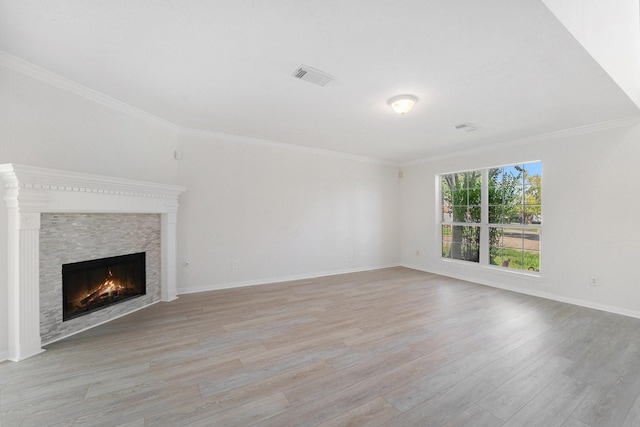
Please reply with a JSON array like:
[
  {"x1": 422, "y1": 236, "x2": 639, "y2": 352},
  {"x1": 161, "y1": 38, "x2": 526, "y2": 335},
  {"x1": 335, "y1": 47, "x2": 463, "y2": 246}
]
[
  {"x1": 0, "y1": 164, "x2": 186, "y2": 361},
  {"x1": 40, "y1": 213, "x2": 161, "y2": 344}
]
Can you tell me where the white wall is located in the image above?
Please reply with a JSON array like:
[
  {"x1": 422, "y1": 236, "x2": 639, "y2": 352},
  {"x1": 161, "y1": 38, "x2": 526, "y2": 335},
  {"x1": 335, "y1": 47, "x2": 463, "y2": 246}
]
[
  {"x1": 175, "y1": 133, "x2": 401, "y2": 293},
  {"x1": 542, "y1": 0, "x2": 640, "y2": 108},
  {"x1": 0, "y1": 66, "x2": 179, "y2": 182},
  {"x1": 0, "y1": 65, "x2": 179, "y2": 360},
  {"x1": 401, "y1": 122, "x2": 640, "y2": 317}
]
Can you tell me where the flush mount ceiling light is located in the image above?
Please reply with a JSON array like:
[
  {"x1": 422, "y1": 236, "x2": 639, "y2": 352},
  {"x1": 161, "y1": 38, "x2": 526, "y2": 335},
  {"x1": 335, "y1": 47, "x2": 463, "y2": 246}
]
[{"x1": 388, "y1": 94, "x2": 418, "y2": 114}]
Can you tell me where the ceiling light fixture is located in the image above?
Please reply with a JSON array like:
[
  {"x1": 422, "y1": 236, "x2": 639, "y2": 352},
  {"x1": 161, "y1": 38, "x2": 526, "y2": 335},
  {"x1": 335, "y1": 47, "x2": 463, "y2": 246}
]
[{"x1": 388, "y1": 94, "x2": 418, "y2": 114}]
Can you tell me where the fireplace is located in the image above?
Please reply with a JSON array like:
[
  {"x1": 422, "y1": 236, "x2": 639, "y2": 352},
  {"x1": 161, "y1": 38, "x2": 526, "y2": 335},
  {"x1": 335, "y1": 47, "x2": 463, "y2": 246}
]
[
  {"x1": 62, "y1": 252, "x2": 146, "y2": 321},
  {"x1": 1, "y1": 163, "x2": 185, "y2": 362}
]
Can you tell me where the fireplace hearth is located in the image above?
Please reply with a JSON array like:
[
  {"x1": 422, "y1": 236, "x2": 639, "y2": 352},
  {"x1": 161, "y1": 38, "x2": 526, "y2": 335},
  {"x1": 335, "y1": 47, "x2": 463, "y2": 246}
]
[{"x1": 62, "y1": 252, "x2": 146, "y2": 321}]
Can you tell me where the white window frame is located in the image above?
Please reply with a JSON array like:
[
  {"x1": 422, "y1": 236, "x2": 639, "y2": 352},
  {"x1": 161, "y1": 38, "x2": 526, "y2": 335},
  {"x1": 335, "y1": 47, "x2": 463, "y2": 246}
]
[{"x1": 438, "y1": 162, "x2": 542, "y2": 275}]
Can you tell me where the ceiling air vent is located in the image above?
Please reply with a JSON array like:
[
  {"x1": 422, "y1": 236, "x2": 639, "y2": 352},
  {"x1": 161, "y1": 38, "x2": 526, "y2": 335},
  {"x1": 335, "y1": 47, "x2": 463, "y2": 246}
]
[
  {"x1": 291, "y1": 65, "x2": 334, "y2": 87},
  {"x1": 454, "y1": 122, "x2": 479, "y2": 132}
]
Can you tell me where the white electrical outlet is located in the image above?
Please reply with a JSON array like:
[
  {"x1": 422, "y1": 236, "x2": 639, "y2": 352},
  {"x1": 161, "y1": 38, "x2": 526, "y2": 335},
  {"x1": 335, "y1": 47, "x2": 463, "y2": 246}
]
[
  {"x1": 590, "y1": 276, "x2": 599, "y2": 287},
  {"x1": 232, "y1": 260, "x2": 238, "y2": 269}
]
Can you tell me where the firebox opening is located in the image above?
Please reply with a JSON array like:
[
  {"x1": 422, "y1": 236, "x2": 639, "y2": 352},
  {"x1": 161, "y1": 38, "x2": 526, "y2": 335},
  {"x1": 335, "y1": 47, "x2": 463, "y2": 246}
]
[{"x1": 62, "y1": 252, "x2": 146, "y2": 321}]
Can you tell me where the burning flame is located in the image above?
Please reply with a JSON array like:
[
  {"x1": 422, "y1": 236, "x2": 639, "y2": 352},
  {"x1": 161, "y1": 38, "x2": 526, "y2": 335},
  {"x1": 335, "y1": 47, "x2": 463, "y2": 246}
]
[{"x1": 81, "y1": 270, "x2": 126, "y2": 306}]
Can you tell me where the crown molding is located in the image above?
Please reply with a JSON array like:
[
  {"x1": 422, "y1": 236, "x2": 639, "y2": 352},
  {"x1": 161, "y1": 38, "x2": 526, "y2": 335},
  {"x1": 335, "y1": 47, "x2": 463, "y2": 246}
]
[
  {"x1": 1, "y1": 50, "x2": 397, "y2": 167},
  {"x1": 0, "y1": 50, "x2": 180, "y2": 133},
  {"x1": 178, "y1": 127, "x2": 400, "y2": 167},
  {"x1": 402, "y1": 116, "x2": 640, "y2": 167},
  {"x1": 10, "y1": 49, "x2": 632, "y2": 169}
]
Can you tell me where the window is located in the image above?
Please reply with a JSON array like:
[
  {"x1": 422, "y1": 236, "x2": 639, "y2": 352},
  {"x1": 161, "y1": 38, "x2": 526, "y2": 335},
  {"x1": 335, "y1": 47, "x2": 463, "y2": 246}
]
[{"x1": 440, "y1": 162, "x2": 541, "y2": 272}]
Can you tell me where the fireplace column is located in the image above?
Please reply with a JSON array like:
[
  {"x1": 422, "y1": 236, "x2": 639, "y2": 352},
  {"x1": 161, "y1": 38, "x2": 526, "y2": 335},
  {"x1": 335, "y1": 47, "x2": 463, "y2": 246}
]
[
  {"x1": 5, "y1": 187, "x2": 46, "y2": 361},
  {"x1": 161, "y1": 211, "x2": 179, "y2": 302}
]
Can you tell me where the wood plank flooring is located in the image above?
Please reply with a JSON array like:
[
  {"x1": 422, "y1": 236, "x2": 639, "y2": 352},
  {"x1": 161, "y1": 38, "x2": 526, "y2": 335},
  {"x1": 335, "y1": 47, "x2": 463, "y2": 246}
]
[{"x1": 2, "y1": 267, "x2": 640, "y2": 426}]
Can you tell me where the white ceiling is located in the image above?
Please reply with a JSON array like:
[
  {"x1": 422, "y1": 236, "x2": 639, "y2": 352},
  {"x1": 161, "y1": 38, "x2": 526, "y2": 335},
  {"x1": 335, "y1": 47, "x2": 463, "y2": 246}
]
[{"x1": 1, "y1": 0, "x2": 638, "y2": 163}]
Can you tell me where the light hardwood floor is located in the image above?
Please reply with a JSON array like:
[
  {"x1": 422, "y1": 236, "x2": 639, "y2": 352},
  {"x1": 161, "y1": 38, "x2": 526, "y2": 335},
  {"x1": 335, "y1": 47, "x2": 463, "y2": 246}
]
[{"x1": 2, "y1": 267, "x2": 640, "y2": 426}]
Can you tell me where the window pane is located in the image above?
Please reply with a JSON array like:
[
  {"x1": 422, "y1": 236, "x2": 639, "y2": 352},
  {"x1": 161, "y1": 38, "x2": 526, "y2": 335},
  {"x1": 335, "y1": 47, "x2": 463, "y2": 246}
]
[
  {"x1": 524, "y1": 162, "x2": 542, "y2": 224},
  {"x1": 502, "y1": 250, "x2": 524, "y2": 270},
  {"x1": 523, "y1": 228, "x2": 540, "y2": 252},
  {"x1": 454, "y1": 172, "x2": 467, "y2": 189},
  {"x1": 442, "y1": 225, "x2": 452, "y2": 257},
  {"x1": 452, "y1": 190, "x2": 468, "y2": 206},
  {"x1": 489, "y1": 227, "x2": 503, "y2": 247},
  {"x1": 503, "y1": 228, "x2": 523, "y2": 249},
  {"x1": 444, "y1": 225, "x2": 480, "y2": 262},
  {"x1": 489, "y1": 167, "x2": 503, "y2": 187},
  {"x1": 442, "y1": 202, "x2": 453, "y2": 222},
  {"x1": 491, "y1": 170, "x2": 521, "y2": 224},
  {"x1": 490, "y1": 227, "x2": 540, "y2": 271},
  {"x1": 503, "y1": 165, "x2": 523, "y2": 182},
  {"x1": 522, "y1": 229, "x2": 540, "y2": 271},
  {"x1": 468, "y1": 206, "x2": 481, "y2": 223},
  {"x1": 441, "y1": 175, "x2": 453, "y2": 193},
  {"x1": 514, "y1": 206, "x2": 526, "y2": 225},
  {"x1": 523, "y1": 205, "x2": 541, "y2": 224},
  {"x1": 490, "y1": 247, "x2": 517, "y2": 268},
  {"x1": 463, "y1": 171, "x2": 477, "y2": 188},
  {"x1": 441, "y1": 180, "x2": 452, "y2": 200},
  {"x1": 453, "y1": 206, "x2": 468, "y2": 222},
  {"x1": 523, "y1": 161, "x2": 542, "y2": 177},
  {"x1": 468, "y1": 186, "x2": 481, "y2": 206},
  {"x1": 490, "y1": 246, "x2": 503, "y2": 266},
  {"x1": 488, "y1": 186, "x2": 505, "y2": 206},
  {"x1": 489, "y1": 205, "x2": 504, "y2": 224},
  {"x1": 525, "y1": 250, "x2": 541, "y2": 272},
  {"x1": 490, "y1": 228, "x2": 530, "y2": 270},
  {"x1": 528, "y1": 207, "x2": 541, "y2": 224}
]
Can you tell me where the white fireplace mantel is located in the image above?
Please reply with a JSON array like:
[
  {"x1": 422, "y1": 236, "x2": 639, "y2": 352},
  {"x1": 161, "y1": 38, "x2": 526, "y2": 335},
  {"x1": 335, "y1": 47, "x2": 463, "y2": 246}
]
[{"x1": 0, "y1": 164, "x2": 186, "y2": 361}]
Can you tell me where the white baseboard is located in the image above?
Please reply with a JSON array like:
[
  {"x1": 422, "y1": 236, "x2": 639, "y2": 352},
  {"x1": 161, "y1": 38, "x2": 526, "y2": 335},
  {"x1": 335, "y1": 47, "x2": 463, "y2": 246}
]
[
  {"x1": 177, "y1": 263, "x2": 401, "y2": 295},
  {"x1": 401, "y1": 263, "x2": 640, "y2": 320}
]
